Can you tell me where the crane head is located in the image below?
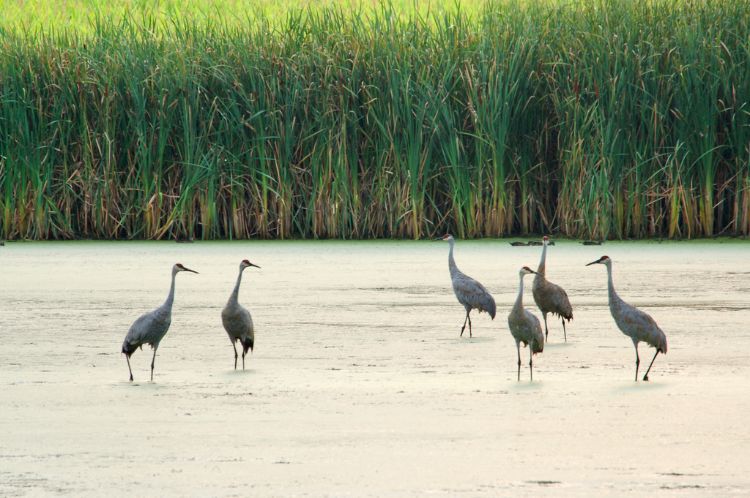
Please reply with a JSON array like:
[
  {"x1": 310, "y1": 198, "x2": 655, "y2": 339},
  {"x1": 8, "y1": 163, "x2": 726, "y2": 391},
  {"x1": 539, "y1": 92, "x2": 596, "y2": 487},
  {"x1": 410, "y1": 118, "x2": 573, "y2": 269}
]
[
  {"x1": 543, "y1": 235, "x2": 549, "y2": 243},
  {"x1": 241, "y1": 259, "x2": 261, "y2": 269},
  {"x1": 520, "y1": 266, "x2": 537, "y2": 275},
  {"x1": 586, "y1": 255, "x2": 610, "y2": 266},
  {"x1": 175, "y1": 263, "x2": 199, "y2": 274},
  {"x1": 438, "y1": 233, "x2": 454, "y2": 242}
]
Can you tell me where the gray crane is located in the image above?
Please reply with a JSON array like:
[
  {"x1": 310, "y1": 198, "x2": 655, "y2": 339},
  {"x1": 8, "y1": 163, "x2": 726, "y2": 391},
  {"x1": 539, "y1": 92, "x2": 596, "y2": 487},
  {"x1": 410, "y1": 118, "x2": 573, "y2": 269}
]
[
  {"x1": 121, "y1": 263, "x2": 198, "y2": 382},
  {"x1": 532, "y1": 235, "x2": 573, "y2": 342},
  {"x1": 440, "y1": 234, "x2": 496, "y2": 337},
  {"x1": 508, "y1": 266, "x2": 545, "y2": 381},
  {"x1": 222, "y1": 259, "x2": 260, "y2": 370},
  {"x1": 586, "y1": 255, "x2": 668, "y2": 381}
]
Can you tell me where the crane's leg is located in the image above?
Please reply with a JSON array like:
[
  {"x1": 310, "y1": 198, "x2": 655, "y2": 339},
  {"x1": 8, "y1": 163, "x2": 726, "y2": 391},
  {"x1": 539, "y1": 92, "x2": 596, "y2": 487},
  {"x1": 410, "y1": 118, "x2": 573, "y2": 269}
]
[
  {"x1": 561, "y1": 318, "x2": 567, "y2": 342},
  {"x1": 633, "y1": 342, "x2": 640, "y2": 382},
  {"x1": 232, "y1": 341, "x2": 239, "y2": 370},
  {"x1": 529, "y1": 349, "x2": 535, "y2": 381},
  {"x1": 125, "y1": 355, "x2": 134, "y2": 382},
  {"x1": 460, "y1": 310, "x2": 470, "y2": 337},
  {"x1": 150, "y1": 348, "x2": 158, "y2": 382},
  {"x1": 468, "y1": 314, "x2": 473, "y2": 338},
  {"x1": 516, "y1": 342, "x2": 521, "y2": 381},
  {"x1": 242, "y1": 349, "x2": 246, "y2": 370},
  {"x1": 642, "y1": 350, "x2": 660, "y2": 381},
  {"x1": 543, "y1": 313, "x2": 549, "y2": 342}
]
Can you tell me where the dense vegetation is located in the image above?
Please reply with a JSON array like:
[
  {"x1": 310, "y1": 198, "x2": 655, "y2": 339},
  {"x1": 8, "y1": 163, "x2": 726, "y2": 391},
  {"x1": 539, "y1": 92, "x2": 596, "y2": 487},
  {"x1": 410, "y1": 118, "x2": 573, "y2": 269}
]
[{"x1": 1, "y1": 1, "x2": 749, "y2": 240}]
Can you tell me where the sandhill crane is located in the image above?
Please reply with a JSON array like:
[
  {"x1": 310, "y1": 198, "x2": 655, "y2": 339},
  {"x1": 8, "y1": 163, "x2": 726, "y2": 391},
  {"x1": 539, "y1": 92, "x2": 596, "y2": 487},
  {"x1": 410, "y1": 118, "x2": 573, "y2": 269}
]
[
  {"x1": 508, "y1": 266, "x2": 545, "y2": 381},
  {"x1": 586, "y1": 255, "x2": 668, "y2": 381},
  {"x1": 121, "y1": 263, "x2": 198, "y2": 382},
  {"x1": 532, "y1": 236, "x2": 573, "y2": 342},
  {"x1": 222, "y1": 259, "x2": 260, "y2": 370},
  {"x1": 440, "y1": 234, "x2": 496, "y2": 337}
]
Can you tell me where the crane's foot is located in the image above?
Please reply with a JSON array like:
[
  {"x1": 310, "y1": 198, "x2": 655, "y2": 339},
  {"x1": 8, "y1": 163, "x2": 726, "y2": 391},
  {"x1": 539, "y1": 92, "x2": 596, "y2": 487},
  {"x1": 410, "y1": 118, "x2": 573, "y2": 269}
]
[
  {"x1": 129, "y1": 374, "x2": 133, "y2": 382},
  {"x1": 643, "y1": 374, "x2": 650, "y2": 382}
]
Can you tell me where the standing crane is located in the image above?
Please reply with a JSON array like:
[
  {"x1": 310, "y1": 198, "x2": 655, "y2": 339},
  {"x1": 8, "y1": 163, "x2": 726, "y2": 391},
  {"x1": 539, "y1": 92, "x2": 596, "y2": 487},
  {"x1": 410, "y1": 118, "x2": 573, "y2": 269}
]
[
  {"x1": 586, "y1": 255, "x2": 668, "y2": 381},
  {"x1": 122, "y1": 263, "x2": 198, "y2": 382},
  {"x1": 222, "y1": 259, "x2": 260, "y2": 370},
  {"x1": 440, "y1": 234, "x2": 496, "y2": 337},
  {"x1": 532, "y1": 235, "x2": 573, "y2": 342},
  {"x1": 508, "y1": 266, "x2": 545, "y2": 381}
]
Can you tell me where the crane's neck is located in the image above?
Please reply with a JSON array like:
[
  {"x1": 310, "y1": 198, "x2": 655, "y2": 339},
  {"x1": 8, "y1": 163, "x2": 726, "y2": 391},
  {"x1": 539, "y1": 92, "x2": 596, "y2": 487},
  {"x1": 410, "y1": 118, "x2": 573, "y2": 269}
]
[
  {"x1": 228, "y1": 267, "x2": 245, "y2": 305},
  {"x1": 447, "y1": 239, "x2": 459, "y2": 276},
  {"x1": 514, "y1": 273, "x2": 527, "y2": 311},
  {"x1": 605, "y1": 261, "x2": 618, "y2": 304},
  {"x1": 537, "y1": 241, "x2": 547, "y2": 276},
  {"x1": 163, "y1": 268, "x2": 178, "y2": 311}
]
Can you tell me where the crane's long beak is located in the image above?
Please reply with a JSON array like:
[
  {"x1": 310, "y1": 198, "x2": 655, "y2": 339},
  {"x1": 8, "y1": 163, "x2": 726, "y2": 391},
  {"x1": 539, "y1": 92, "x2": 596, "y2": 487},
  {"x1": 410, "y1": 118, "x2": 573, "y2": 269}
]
[
  {"x1": 250, "y1": 263, "x2": 261, "y2": 269},
  {"x1": 184, "y1": 267, "x2": 199, "y2": 274},
  {"x1": 585, "y1": 260, "x2": 599, "y2": 266}
]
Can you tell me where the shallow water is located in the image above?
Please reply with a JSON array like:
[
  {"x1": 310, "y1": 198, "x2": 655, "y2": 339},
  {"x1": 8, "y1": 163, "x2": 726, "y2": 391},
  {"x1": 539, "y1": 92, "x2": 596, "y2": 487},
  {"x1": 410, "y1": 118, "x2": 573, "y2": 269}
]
[{"x1": 1, "y1": 239, "x2": 749, "y2": 496}]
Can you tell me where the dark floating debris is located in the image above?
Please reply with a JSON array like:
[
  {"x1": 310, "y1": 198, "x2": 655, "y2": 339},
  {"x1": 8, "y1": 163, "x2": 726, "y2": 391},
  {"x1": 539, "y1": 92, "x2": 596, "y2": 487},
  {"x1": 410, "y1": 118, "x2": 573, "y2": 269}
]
[
  {"x1": 0, "y1": 240, "x2": 5, "y2": 246},
  {"x1": 510, "y1": 240, "x2": 555, "y2": 247},
  {"x1": 174, "y1": 236, "x2": 194, "y2": 243},
  {"x1": 582, "y1": 240, "x2": 603, "y2": 245}
]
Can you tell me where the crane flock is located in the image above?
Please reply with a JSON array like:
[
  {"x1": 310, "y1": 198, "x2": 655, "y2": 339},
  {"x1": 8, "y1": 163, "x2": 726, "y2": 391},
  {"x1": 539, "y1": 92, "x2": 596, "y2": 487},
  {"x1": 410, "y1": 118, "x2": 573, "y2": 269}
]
[{"x1": 121, "y1": 236, "x2": 668, "y2": 384}]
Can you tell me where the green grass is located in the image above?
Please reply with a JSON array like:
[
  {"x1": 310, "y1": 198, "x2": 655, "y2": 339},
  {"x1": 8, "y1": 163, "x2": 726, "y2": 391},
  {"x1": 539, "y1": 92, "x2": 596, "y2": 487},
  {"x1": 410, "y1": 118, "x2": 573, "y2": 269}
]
[{"x1": 1, "y1": 0, "x2": 749, "y2": 240}]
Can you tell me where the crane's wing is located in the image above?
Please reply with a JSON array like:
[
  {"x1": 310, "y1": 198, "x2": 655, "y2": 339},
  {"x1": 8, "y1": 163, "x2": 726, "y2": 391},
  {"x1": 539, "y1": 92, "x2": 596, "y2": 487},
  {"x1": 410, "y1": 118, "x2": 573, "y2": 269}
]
[
  {"x1": 124, "y1": 310, "x2": 170, "y2": 348},
  {"x1": 613, "y1": 301, "x2": 667, "y2": 352},
  {"x1": 534, "y1": 279, "x2": 573, "y2": 319},
  {"x1": 452, "y1": 272, "x2": 496, "y2": 318},
  {"x1": 222, "y1": 304, "x2": 254, "y2": 337},
  {"x1": 523, "y1": 310, "x2": 544, "y2": 353}
]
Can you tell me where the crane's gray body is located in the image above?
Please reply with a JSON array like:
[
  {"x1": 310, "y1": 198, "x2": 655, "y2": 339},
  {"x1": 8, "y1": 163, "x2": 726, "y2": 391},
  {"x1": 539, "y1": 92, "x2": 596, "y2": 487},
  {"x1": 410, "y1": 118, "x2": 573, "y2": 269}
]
[
  {"x1": 589, "y1": 256, "x2": 667, "y2": 381},
  {"x1": 123, "y1": 306, "x2": 172, "y2": 353},
  {"x1": 222, "y1": 261, "x2": 256, "y2": 369},
  {"x1": 121, "y1": 264, "x2": 196, "y2": 381},
  {"x1": 443, "y1": 235, "x2": 496, "y2": 337},
  {"x1": 508, "y1": 268, "x2": 544, "y2": 380},
  {"x1": 532, "y1": 239, "x2": 573, "y2": 341},
  {"x1": 606, "y1": 271, "x2": 668, "y2": 353}
]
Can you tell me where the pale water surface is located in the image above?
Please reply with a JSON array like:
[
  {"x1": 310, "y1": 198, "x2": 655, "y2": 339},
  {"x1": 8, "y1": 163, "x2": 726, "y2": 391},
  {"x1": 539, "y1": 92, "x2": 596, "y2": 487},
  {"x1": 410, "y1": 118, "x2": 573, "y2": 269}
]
[{"x1": 1, "y1": 240, "x2": 749, "y2": 496}]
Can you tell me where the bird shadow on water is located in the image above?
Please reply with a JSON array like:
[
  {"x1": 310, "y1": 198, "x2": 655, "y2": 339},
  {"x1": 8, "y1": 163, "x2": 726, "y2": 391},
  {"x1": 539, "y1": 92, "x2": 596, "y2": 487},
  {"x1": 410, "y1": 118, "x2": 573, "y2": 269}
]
[
  {"x1": 115, "y1": 380, "x2": 168, "y2": 390},
  {"x1": 543, "y1": 341, "x2": 574, "y2": 348},
  {"x1": 453, "y1": 336, "x2": 496, "y2": 344},
  {"x1": 612, "y1": 380, "x2": 670, "y2": 394},
  {"x1": 509, "y1": 380, "x2": 546, "y2": 391},
  {"x1": 220, "y1": 369, "x2": 257, "y2": 378}
]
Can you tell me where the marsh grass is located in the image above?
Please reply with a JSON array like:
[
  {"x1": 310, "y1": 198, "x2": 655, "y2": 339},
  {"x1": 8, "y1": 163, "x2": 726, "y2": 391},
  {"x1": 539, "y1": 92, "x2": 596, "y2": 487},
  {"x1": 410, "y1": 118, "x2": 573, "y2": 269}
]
[{"x1": 1, "y1": 0, "x2": 748, "y2": 240}]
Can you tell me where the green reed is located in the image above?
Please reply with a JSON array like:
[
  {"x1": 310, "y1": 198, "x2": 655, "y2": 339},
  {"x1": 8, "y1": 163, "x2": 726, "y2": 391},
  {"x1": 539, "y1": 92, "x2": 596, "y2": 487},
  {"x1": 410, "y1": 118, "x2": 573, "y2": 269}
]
[{"x1": 1, "y1": 0, "x2": 749, "y2": 240}]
